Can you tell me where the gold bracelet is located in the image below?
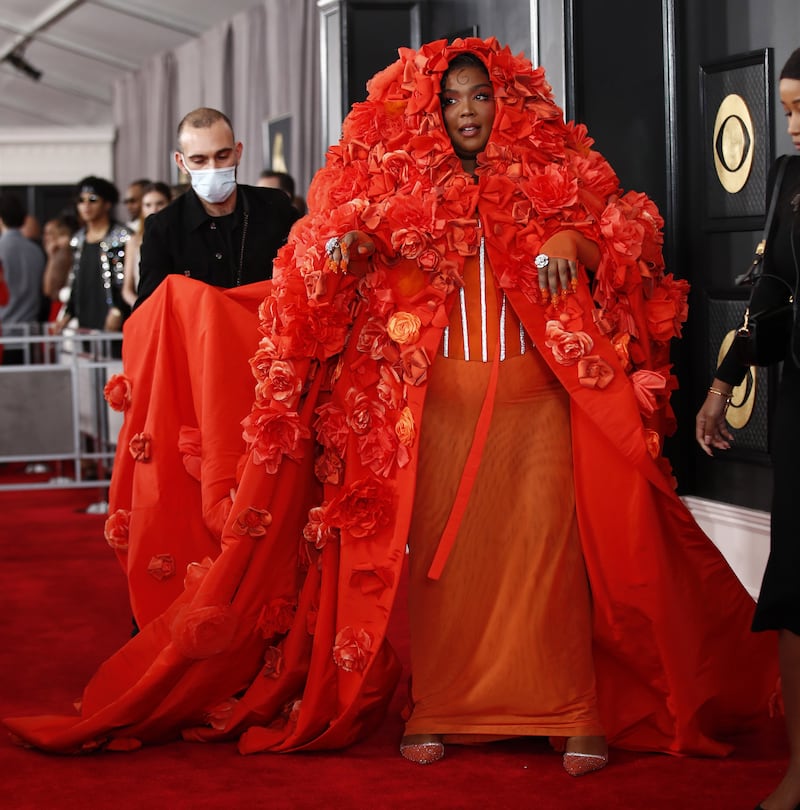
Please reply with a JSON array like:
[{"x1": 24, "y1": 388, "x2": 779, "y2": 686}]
[{"x1": 708, "y1": 386, "x2": 732, "y2": 405}]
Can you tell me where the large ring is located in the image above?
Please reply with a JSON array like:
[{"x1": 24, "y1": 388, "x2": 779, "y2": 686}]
[
  {"x1": 534, "y1": 253, "x2": 549, "y2": 270},
  {"x1": 325, "y1": 236, "x2": 341, "y2": 258}
]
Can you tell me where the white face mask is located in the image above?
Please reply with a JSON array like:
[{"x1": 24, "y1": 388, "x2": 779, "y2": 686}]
[{"x1": 185, "y1": 165, "x2": 237, "y2": 204}]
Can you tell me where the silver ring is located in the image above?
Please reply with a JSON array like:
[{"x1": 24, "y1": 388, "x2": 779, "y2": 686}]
[
  {"x1": 534, "y1": 253, "x2": 549, "y2": 270},
  {"x1": 325, "y1": 236, "x2": 341, "y2": 258}
]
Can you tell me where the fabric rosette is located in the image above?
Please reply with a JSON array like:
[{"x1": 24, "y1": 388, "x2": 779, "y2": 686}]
[
  {"x1": 103, "y1": 373, "x2": 132, "y2": 412},
  {"x1": 205, "y1": 698, "x2": 239, "y2": 731},
  {"x1": 303, "y1": 504, "x2": 338, "y2": 551},
  {"x1": 324, "y1": 476, "x2": 394, "y2": 540},
  {"x1": 171, "y1": 605, "x2": 239, "y2": 660},
  {"x1": 233, "y1": 506, "x2": 273, "y2": 538},
  {"x1": 128, "y1": 432, "x2": 152, "y2": 462},
  {"x1": 147, "y1": 554, "x2": 176, "y2": 581},
  {"x1": 577, "y1": 355, "x2": 615, "y2": 390},
  {"x1": 630, "y1": 369, "x2": 669, "y2": 417},
  {"x1": 544, "y1": 321, "x2": 594, "y2": 365},
  {"x1": 262, "y1": 646, "x2": 284, "y2": 679},
  {"x1": 104, "y1": 508, "x2": 130, "y2": 550},
  {"x1": 332, "y1": 626, "x2": 373, "y2": 673},
  {"x1": 257, "y1": 598, "x2": 296, "y2": 639},
  {"x1": 386, "y1": 311, "x2": 422, "y2": 345},
  {"x1": 241, "y1": 407, "x2": 311, "y2": 474}
]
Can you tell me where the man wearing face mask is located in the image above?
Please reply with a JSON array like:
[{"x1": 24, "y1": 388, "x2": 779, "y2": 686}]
[{"x1": 135, "y1": 107, "x2": 300, "y2": 307}]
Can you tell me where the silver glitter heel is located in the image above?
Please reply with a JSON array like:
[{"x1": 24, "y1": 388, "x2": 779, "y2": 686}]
[
  {"x1": 562, "y1": 751, "x2": 608, "y2": 776},
  {"x1": 400, "y1": 735, "x2": 444, "y2": 764}
]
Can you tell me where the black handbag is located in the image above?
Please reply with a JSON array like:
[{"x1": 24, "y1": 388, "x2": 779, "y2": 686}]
[{"x1": 735, "y1": 155, "x2": 798, "y2": 367}]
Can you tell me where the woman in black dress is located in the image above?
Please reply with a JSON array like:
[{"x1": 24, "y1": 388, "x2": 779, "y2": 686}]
[{"x1": 696, "y1": 47, "x2": 800, "y2": 810}]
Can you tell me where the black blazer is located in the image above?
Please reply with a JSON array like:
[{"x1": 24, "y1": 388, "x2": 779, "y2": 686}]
[{"x1": 136, "y1": 184, "x2": 299, "y2": 305}]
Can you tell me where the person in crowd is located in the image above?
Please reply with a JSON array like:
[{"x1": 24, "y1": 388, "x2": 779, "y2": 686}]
[
  {"x1": 41, "y1": 212, "x2": 80, "y2": 322},
  {"x1": 135, "y1": 108, "x2": 300, "y2": 307},
  {"x1": 257, "y1": 168, "x2": 307, "y2": 215},
  {"x1": 257, "y1": 168, "x2": 295, "y2": 196},
  {"x1": 121, "y1": 181, "x2": 172, "y2": 309},
  {"x1": 54, "y1": 176, "x2": 130, "y2": 335},
  {"x1": 0, "y1": 192, "x2": 47, "y2": 364},
  {"x1": 21, "y1": 213, "x2": 42, "y2": 245},
  {"x1": 696, "y1": 46, "x2": 800, "y2": 810},
  {"x1": 4, "y1": 38, "x2": 779, "y2": 775},
  {"x1": 123, "y1": 179, "x2": 151, "y2": 232}
]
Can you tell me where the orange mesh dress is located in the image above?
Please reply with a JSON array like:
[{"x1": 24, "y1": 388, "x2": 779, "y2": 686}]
[{"x1": 405, "y1": 241, "x2": 601, "y2": 740}]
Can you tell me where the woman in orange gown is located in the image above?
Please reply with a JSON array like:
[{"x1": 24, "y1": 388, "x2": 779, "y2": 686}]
[{"x1": 4, "y1": 38, "x2": 778, "y2": 775}]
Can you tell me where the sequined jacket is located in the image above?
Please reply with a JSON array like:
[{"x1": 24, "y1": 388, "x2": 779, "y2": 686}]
[{"x1": 66, "y1": 222, "x2": 130, "y2": 328}]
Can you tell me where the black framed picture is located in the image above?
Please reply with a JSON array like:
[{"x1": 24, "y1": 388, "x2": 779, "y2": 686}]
[
  {"x1": 262, "y1": 115, "x2": 292, "y2": 175},
  {"x1": 700, "y1": 48, "x2": 774, "y2": 231}
]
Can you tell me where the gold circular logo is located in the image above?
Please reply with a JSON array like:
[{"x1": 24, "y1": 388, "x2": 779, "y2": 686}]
[
  {"x1": 712, "y1": 93, "x2": 755, "y2": 193},
  {"x1": 717, "y1": 329, "x2": 756, "y2": 429}
]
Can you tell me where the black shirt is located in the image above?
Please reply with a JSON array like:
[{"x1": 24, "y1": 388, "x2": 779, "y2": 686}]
[
  {"x1": 74, "y1": 243, "x2": 107, "y2": 329},
  {"x1": 136, "y1": 184, "x2": 300, "y2": 306}
]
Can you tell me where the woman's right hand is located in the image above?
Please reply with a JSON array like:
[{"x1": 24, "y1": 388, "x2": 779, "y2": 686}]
[
  {"x1": 695, "y1": 383, "x2": 734, "y2": 456},
  {"x1": 327, "y1": 230, "x2": 375, "y2": 277}
]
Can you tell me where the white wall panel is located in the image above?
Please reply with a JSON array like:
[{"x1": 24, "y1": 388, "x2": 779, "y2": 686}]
[{"x1": 0, "y1": 127, "x2": 114, "y2": 184}]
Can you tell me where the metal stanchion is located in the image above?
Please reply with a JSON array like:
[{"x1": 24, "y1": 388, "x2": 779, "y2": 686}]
[{"x1": 0, "y1": 325, "x2": 123, "y2": 507}]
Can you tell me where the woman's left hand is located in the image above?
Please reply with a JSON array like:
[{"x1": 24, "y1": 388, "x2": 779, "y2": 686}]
[
  {"x1": 537, "y1": 255, "x2": 577, "y2": 300},
  {"x1": 695, "y1": 385, "x2": 734, "y2": 456},
  {"x1": 537, "y1": 230, "x2": 600, "y2": 300}
]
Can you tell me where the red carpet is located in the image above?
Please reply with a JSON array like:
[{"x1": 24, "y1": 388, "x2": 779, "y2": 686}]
[{"x1": 0, "y1": 474, "x2": 788, "y2": 809}]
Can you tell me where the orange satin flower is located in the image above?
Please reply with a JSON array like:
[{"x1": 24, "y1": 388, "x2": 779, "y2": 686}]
[
  {"x1": 577, "y1": 355, "x2": 615, "y2": 390},
  {"x1": 104, "y1": 508, "x2": 130, "y2": 550},
  {"x1": 386, "y1": 311, "x2": 422, "y2": 345},
  {"x1": 233, "y1": 506, "x2": 273, "y2": 538},
  {"x1": 257, "y1": 598, "x2": 296, "y2": 639},
  {"x1": 544, "y1": 320, "x2": 594, "y2": 366},
  {"x1": 103, "y1": 373, "x2": 132, "y2": 412},
  {"x1": 128, "y1": 432, "x2": 152, "y2": 462},
  {"x1": 146, "y1": 554, "x2": 175, "y2": 581},
  {"x1": 332, "y1": 626, "x2": 373, "y2": 673}
]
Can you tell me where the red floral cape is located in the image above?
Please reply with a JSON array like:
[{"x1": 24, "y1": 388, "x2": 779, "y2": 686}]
[{"x1": 5, "y1": 37, "x2": 778, "y2": 756}]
